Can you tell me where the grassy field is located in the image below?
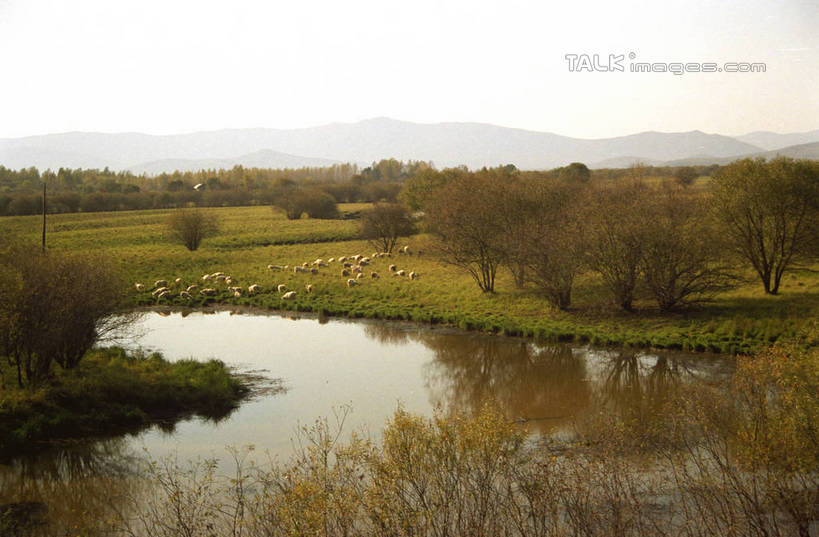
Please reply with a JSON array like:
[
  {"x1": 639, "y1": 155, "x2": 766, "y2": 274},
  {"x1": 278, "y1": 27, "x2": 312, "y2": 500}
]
[{"x1": 3, "y1": 204, "x2": 818, "y2": 354}]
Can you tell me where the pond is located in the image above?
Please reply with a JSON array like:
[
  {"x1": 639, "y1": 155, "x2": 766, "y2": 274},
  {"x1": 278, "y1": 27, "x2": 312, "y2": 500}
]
[{"x1": 0, "y1": 310, "x2": 734, "y2": 529}]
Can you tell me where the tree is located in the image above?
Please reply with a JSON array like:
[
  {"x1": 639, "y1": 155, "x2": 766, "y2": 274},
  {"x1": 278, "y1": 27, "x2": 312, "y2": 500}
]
[
  {"x1": 583, "y1": 181, "x2": 648, "y2": 311},
  {"x1": 0, "y1": 241, "x2": 128, "y2": 388},
  {"x1": 359, "y1": 203, "x2": 416, "y2": 253},
  {"x1": 711, "y1": 157, "x2": 819, "y2": 294},
  {"x1": 523, "y1": 181, "x2": 586, "y2": 309},
  {"x1": 639, "y1": 186, "x2": 737, "y2": 311},
  {"x1": 558, "y1": 162, "x2": 591, "y2": 183},
  {"x1": 674, "y1": 167, "x2": 698, "y2": 187},
  {"x1": 425, "y1": 173, "x2": 506, "y2": 292},
  {"x1": 167, "y1": 208, "x2": 219, "y2": 251}
]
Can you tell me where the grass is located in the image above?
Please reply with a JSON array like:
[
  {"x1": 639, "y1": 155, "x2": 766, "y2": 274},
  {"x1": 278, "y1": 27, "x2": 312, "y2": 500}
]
[
  {"x1": 0, "y1": 347, "x2": 250, "y2": 459},
  {"x1": 3, "y1": 204, "x2": 818, "y2": 355}
]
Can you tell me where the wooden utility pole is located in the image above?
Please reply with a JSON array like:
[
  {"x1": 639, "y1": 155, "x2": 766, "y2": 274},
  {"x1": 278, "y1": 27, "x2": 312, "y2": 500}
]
[{"x1": 42, "y1": 182, "x2": 46, "y2": 252}]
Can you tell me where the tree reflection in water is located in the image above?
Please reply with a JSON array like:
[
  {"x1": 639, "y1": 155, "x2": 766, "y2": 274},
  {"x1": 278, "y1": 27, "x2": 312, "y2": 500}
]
[
  {"x1": 0, "y1": 438, "x2": 146, "y2": 535},
  {"x1": 362, "y1": 322, "x2": 732, "y2": 438}
]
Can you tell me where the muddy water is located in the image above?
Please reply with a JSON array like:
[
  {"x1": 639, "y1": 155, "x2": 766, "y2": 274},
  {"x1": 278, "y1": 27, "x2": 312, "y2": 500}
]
[{"x1": 0, "y1": 310, "x2": 733, "y2": 526}]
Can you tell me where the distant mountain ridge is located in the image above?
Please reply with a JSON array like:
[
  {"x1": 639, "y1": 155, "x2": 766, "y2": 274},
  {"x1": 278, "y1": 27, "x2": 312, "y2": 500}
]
[{"x1": 1, "y1": 118, "x2": 817, "y2": 173}]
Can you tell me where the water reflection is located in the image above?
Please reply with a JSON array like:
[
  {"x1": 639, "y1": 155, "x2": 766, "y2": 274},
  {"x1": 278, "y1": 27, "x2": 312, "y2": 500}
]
[{"x1": 361, "y1": 322, "x2": 732, "y2": 435}]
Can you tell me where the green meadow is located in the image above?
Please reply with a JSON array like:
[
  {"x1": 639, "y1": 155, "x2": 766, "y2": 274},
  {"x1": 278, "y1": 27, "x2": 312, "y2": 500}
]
[{"x1": 3, "y1": 204, "x2": 817, "y2": 354}]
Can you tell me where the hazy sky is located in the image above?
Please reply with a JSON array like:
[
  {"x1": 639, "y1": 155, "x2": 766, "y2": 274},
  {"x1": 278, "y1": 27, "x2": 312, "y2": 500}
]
[{"x1": 0, "y1": 0, "x2": 816, "y2": 139}]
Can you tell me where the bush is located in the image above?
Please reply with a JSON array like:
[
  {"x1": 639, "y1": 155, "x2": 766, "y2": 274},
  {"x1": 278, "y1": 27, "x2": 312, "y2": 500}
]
[{"x1": 167, "y1": 208, "x2": 219, "y2": 251}]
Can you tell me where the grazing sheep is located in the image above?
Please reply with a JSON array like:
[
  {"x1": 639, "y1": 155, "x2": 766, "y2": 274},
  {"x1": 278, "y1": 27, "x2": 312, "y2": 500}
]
[
  {"x1": 389, "y1": 264, "x2": 397, "y2": 272},
  {"x1": 135, "y1": 283, "x2": 145, "y2": 291},
  {"x1": 215, "y1": 274, "x2": 227, "y2": 282},
  {"x1": 341, "y1": 269, "x2": 351, "y2": 276},
  {"x1": 305, "y1": 284, "x2": 313, "y2": 293},
  {"x1": 353, "y1": 265, "x2": 363, "y2": 274},
  {"x1": 157, "y1": 290, "x2": 171, "y2": 300},
  {"x1": 268, "y1": 264, "x2": 284, "y2": 271},
  {"x1": 186, "y1": 284, "x2": 199, "y2": 293},
  {"x1": 294, "y1": 266, "x2": 310, "y2": 273},
  {"x1": 200, "y1": 288, "x2": 217, "y2": 296},
  {"x1": 356, "y1": 273, "x2": 364, "y2": 280},
  {"x1": 302, "y1": 262, "x2": 310, "y2": 268},
  {"x1": 371, "y1": 272, "x2": 379, "y2": 279},
  {"x1": 359, "y1": 258, "x2": 370, "y2": 266},
  {"x1": 402, "y1": 245, "x2": 410, "y2": 254},
  {"x1": 397, "y1": 269, "x2": 406, "y2": 277},
  {"x1": 248, "y1": 284, "x2": 261, "y2": 294},
  {"x1": 353, "y1": 254, "x2": 362, "y2": 261},
  {"x1": 409, "y1": 271, "x2": 418, "y2": 280},
  {"x1": 152, "y1": 286, "x2": 169, "y2": 297},
  {"x1": 233, "y1": 290, "x2": 242, "y2": 298},
  {"x1": 202, "y1": 274, "x2": 212, "y2": 282},
  {"x1": 277, "y1": 284, "x2": 287, "y2": 293},
  {"x1": 343, "y1": 262, "x2": 353, "y2": 268},
  {"x1": 328, "y1": 258, "x2": 336, "y2": 263},
  {"x1": 338, "y1": 256, "x2": 347, "y2": 263},
  {"x1": 310, "y1": 267, "x2": 319, "y2": 274},
  {"x1": 174, "y1": 277, "x2": 183, "y2": 285},
  {"x1": 180, "y1": 291, "x2": 192, "y2": 299},
  {"x1": 225, "y1": 278, "x2": 233, "y2": 285},
  {"x1": 229, "y1": 286, "x2": 242, "y2": 293},
  {"x1": 346, "y1": 278, "x2": 358, "y2": 287},
  {"x1": 211, "y1": 272, "x2": 225, "y2": 278},
  {"x1": 154, "y1": 279, "x2": 168, "y2": 289},
  {"x1": 281, "y1": 291, "x2": 297, "y2": 300}
]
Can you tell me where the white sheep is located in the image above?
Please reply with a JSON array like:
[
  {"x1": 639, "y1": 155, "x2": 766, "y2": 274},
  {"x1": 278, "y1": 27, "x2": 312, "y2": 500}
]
[
  {"x1": 186, "y1": 284, "x2": 199, "y2": 293},
  {"x1": 327, "y1": 257, "x2": 336, "y2": 263},
  {"x1": 356, "y1": 273, "x2": 364, "y2": 280},
  {"x1": 294, "y1": 266, "x2": 310, "y2": 273},
  {"x1": 233, "y1": 290, "x2": 242, "y2": 298},
  {"x1": 180, "y1": 291, "x2": 192, "y2": 299},
  {"x1": 154, "y1": 279, "x2": 168, "y2": 289},
  {"x1": 305, "y1": 284, "x2": 314, "y2": 293},
  {"x1": 402, "y1": 245, "x2": 410, "y2": 254},
  {"x1": 174, "y1": 277, "x2": 183, "y2": 285},
  {"x1": 310, "y1": 267, "x2": 319, "y2": 274},
  {"x1": 135, "y1": 282, "x2": 145, "y2": 291},
  {"x1": 353, "y1": 265, "x2": 363, "y2": 274},
  {"x1": 157, "y1": 290, "x2": 171, "y2": 300},
  {"x1": 352, "y1": 254, "x2": 362, "y2": 261},
  {"x1": 359, "y1": 258, "x2": 370, "y2": 266},
  {"x1": 346, "y1": 278, "x2": 358, "y2": 287},
  {"x1": 341, "y1": 269, "x2": 351, "y2": 277},
  {"x1": 281, "y1": 291, "x2": 297, "y2": 300},
  {"x1": 200, "y1": 288, "x2": 217, "y2": 296},
  {"x1": 248, "y1": 284, "x2": 262, "y2": 294},
  {"x1": 397, "y1": 269, "x2": 406, "y2": 277},
  {"x1": 343, "y1": 262, "x2": 353, "y2": 268},
  {"x1": 409, "y1": 271, "x2": 418, "y2": 280},
  {"x1": 338, "y1": 256, "x2": 347, "y2": 263},
  {"x1": 277, "y1": 284, "x2": 287, "y2": 293},
  {"x1": 389, "y1": 264, "x2": 397, "y2": 272},
  {"x1": 268, "y1": 264, "x2": 284, "y2": 271},
  {"x1": 152, "y1": 286, "x2": 169, "y2": 297}
]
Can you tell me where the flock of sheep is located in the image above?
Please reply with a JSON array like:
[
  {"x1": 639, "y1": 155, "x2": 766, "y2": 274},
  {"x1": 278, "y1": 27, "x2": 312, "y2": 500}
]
[{"x1": 135, "y1": 245, "x2": 419, "y2": 302}]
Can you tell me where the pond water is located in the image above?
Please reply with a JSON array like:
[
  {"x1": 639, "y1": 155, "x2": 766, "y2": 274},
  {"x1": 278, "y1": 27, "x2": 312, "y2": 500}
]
[{"x1": 0, "y1": 310, "x2": 734, "y2": 523}]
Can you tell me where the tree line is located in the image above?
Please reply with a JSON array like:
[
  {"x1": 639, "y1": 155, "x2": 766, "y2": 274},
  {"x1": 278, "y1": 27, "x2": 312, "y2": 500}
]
[{"x1": 409, "y1": 157, "x2": 818, "y2": 310}]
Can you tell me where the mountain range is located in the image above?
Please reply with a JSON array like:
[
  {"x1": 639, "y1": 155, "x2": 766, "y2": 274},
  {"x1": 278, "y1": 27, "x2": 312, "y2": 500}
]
[{"x1": 1, "y1": 118, "x2": 817, "y2": 174}]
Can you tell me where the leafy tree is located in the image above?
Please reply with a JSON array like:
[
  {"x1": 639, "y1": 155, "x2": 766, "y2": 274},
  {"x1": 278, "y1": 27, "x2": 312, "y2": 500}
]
[
  {"x1": 0, "y1": 241, "x2": 128, "y2": 388},
  {"x1": 359, "y1": 203, "x2": 415, "y2": 253},
  {"x1": 583, "y1": 181, "x2": 648, "y2": 311},
  {"x1": 639, "y1": 185, "x2": 737, "y2": 311},
  {"x1": 167, "y1": 208, "x2": 219, "y2": 251},
  {"x1": 711, "y1": 157, "x2": 819, "y2": 294},
  {"x1": 523, "y1": 181, "x2": 587, "y2": 309},
  {"x1": 558, "y1": 162, "x2": 591, "y2": 183},
  {"x1": 425, "y1": 173, "x2": 506, "y2": 292}
]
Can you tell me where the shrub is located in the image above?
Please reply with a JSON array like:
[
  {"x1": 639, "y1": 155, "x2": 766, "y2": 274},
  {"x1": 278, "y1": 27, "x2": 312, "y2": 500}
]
[{"x1": 166, "y1": 208, "x2": 219, "y2": 251}]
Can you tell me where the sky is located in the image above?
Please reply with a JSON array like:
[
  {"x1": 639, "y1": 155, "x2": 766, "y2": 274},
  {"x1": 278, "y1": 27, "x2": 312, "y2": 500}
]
[{"x1": 0, "y1": 0, "x2": 817, "y2": 139}]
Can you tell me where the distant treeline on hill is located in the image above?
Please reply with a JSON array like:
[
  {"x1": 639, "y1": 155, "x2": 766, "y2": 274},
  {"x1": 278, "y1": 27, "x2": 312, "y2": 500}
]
[{"x1": 0, "y1": 159, "x2": 720, "y2": 216}]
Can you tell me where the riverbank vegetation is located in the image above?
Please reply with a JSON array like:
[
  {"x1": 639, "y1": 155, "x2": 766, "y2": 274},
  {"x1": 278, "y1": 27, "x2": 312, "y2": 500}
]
[{"x1": 0, "y1": 346, "x2": 249, "y2": 458}]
